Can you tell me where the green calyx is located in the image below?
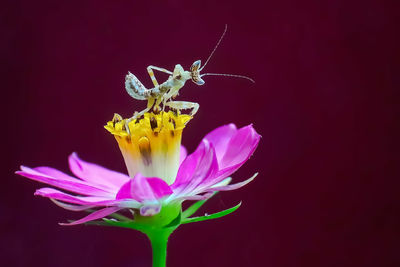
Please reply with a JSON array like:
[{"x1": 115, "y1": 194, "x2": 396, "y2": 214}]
[
  {"x1": 84, "y1": 195, "x2": 242, "y2": 267},
  {"x1": 85, "y1": 193, "x2": 241, "y2": 231}
]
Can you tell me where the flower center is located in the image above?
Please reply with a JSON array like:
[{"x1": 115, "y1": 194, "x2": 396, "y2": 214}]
[{"x1": 105, "y1": 111, "x2": 191, "y2": 185}]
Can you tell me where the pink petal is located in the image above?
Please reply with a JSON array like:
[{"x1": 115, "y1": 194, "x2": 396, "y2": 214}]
[
  {"x1": 213, "y1": 125, "x2": 260, "y2": 182},
  {"x1": 17, "y1": 166, "x2": 114, "y2": 197},
  {"x1": 35, "y1": 187, "x2": 110, "y2": 204},
  {"x1": 204, "y1": 123, "x2": 237, "y2": 163},
  {"x1": 34, "y1": 187, "x2": 139, "y2": 208},
  {"x1": 140, "y1": 205, "x2": 161, "y2": 216},
  {"x1": 196, "y1": 124, "x2": 261, "y2": 185},
  {"x1": 68, "y1": 153, "x2": 130, "y2": 190},
  {"x1": 60, "y1": 207, "x2": 121, "y2": 226},
  {"x1": 50, "y1": 199, "x2": 95, "y2": 211},
  {"x1": 34, "y1": 167, "x2": 82, "y2": 182},
  {"x1": 116, "y1": 174, "x2": 172, "y2": 202},
  {"x1": 115, "y1": 180, "x2": 133, "y2": 199},
  {"x1": 219, "y1": 125, "x2": 260, "y2": 169},
  {"x1": 207, "y1": 173, "x2": 258, "y2": 192},
  {"x1": 176, "y1": 192, "x2": 213, "y2": 201},
  {"x1": 179, "y1": 145, "x2": 188, "y2": 165},
  {"x1": 210, "y1": 177, "x2": 232, "y2": 187},
  {"x1": 146, "y1": 177, "x2": 173, "y2": 199},
  {"x1": 172, "y1": 140, "x2": 219, "y2": 196}
]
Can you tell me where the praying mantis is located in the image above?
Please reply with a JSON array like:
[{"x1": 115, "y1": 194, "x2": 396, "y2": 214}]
[{"x1": 124, "y1": 25, "x2": 254, "y2": 124}]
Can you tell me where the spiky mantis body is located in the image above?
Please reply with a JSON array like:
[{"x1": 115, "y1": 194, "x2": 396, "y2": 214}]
[
  {"x1": 125, "y1": 61, "x2": 203, "y2": 123},
  {"x1": 123, "y1": 25, "x2": 254, "y2": 126}
]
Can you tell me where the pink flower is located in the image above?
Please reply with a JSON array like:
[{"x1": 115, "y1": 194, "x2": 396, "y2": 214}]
[{"x1": 16, "y1": 123, "x2": 260, "y2": 225}]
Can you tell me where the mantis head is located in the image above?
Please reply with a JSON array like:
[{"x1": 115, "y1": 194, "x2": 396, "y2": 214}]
[
  {"x1": 175, "y1": 25, "x2": 254, "y2": 87},
  {"x1": 188, "y1": 25, "x2": 255, "y2": 86},
  {"x1": 190, "y1": 60, "x2": 205, "y2": 85}
]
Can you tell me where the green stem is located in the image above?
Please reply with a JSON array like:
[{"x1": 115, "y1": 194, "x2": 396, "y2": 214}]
[{"x1": 147, "y1": 229, "x2": 172, "y2": 267}]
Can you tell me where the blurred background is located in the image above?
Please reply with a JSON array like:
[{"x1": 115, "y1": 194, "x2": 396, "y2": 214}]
[{"x1": 1, "y1": 0, "x2": 398, "y2": 266}]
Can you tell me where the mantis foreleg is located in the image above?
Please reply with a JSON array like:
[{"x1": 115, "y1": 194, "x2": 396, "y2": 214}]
[
  {"x1": 165, "y1": 101, "x2": 200, "y2": 117},
  {"x1": 147, "y1": 66, "x2": 173, "y2": 87}
]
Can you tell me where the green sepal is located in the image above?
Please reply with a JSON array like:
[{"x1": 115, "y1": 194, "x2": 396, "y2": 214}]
[
  {"x1": 84, "y1": 218, "x2": 152, "y2": 233},
  {"x1": 84, "y1": 199, "x2": 241, "y2": 229},
  {"x1": 163, "y1": 210, "x2": 181, "y2": 228},
  {"x1": 82, "y1": 220, "x2": 109, "y2": 227},
  {"x1": 181, "y1": 202, "x2": 241, "y2": 224},
  {"x1": 84, "y1": 206, "x2": 182, "y2": 232},
  {"x1": 182, "y1": 192, "x2": 218, "y2": 219},
  {"x1": 102, "y1": 218, "x2": 152, "y2": 232}
]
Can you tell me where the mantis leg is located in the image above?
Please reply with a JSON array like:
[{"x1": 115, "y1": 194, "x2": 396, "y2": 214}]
[
  {"x1": 125, "y1": 98, "x2": 156, "y2": 133},
  {"x1": 147, "y1": 66, "x2": 173, "y2": 87},
  {"x1": 165, "y1": 101, "x2": 200, "y2": 117},
  {"x1": 134, "y1": 97, "x2": 156, "y2": 119}
]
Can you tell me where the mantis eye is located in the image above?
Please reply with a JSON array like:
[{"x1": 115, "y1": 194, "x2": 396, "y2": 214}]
[
  {"x1": 190, "y1": 60, "x2": 201, "y2": 72},
  {"x1": 192, "y1": 77, "x2": 205, "y2": 85}
]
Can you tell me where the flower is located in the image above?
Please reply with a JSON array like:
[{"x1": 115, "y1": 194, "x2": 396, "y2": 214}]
[
  {"x1": 105, "y1": 111, "x2": 191, "y2": 185},
  {"x1": 16, "y1": 112, "x2": 260, "y2": 225}
]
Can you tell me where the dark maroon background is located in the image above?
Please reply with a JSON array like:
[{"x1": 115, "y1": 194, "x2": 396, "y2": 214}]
[{"x1": 1, "y1": 0, "x2": 399, "y2": 266}]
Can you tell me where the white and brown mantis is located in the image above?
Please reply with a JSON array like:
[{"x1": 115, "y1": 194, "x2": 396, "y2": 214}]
[{"x1": 124, "y1": 25, "x2": 254, "y2": 124}]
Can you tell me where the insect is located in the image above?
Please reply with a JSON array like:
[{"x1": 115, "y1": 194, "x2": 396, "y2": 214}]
[{"x1": 124, "y1": 25, "x2": 254, "y2": 124}]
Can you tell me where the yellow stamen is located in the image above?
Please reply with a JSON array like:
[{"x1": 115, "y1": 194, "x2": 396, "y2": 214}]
[{"x1": 105, "y1": 111, "x2": 191, "y2": 185}]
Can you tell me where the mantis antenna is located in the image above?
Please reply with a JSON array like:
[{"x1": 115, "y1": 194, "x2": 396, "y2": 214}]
[
  {"x1": 199, "y1": 24, "x2": 255, "y2": 83},
  {"x1": 200, "y1": 73, "x2": 255, "y2": 83},
  {"x1": 199, "y1": 24, "x2": 228, "y2": 71}
]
